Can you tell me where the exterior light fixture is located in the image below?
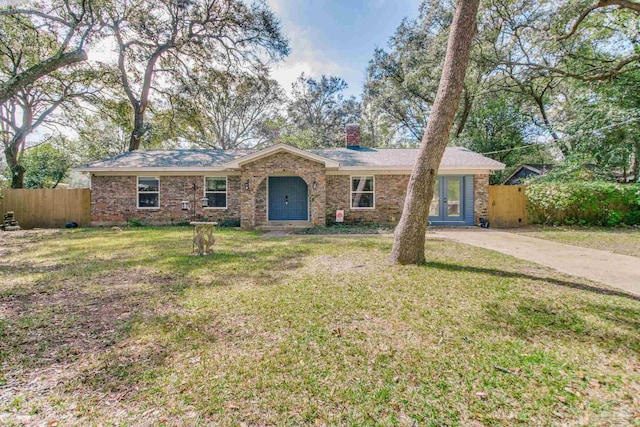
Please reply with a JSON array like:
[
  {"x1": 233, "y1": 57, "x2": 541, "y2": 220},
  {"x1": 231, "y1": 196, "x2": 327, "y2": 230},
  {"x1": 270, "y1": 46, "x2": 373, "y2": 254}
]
[
  {"x1": 181, "y1": 200, "x2": 189, "y2": 211},
  {"x1": 200, "y1": 196, "x2": 209, "y2": 208},
  {"x1": 244, "y1": 181, "x2": 249, "y2": 191},
  {"x1": 312, "y1": 180, "x2": 317, "y2": 190}
]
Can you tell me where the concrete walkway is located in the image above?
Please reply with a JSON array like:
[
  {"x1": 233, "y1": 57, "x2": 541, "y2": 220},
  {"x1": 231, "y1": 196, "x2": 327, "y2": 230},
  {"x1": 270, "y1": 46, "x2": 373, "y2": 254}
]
[{"x1": 431, "y1": 229, "x2": 640, "y2": 297}]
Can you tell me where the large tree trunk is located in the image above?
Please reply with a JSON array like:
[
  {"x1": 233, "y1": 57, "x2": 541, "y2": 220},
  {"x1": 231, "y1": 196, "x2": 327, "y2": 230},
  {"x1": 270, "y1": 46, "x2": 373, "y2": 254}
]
[
  {"x1": 4, "y1": 138, "x2": 26, "y2": 189},
  {"x1": 128, "y1": 102, "x2": 146, "y2": 151},
  {"x1": 391, "y1": 0, "x2": 480, "y2": 265}
]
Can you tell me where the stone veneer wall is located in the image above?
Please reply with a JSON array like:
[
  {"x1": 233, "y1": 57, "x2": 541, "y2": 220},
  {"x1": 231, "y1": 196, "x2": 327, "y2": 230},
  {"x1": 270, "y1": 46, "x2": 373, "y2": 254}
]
[
  {"x1": 326, "y1": 174, "x2": 410, "y2": 224},
  {"x1": 90, "y1": 175, "x2": 241, "y2": 225},
  {"x1": 473, "y1": 174, "x2": 489, "y2": 222},
  {"x1": 240, "y1": 152, "x2": 326, "y2": 228}
]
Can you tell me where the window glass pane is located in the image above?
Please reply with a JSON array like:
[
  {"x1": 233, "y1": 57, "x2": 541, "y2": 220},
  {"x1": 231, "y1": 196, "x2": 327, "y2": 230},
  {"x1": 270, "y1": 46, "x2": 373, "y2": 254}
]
[
  {"x1": 206, "y1": 177, "x2": 226, "y2": 192},
  {"x1": 138, "y1": 177, "x2": 159, "y2": 192},
  {"x1": 205, "y1": 192, "x2": 226, "y2": 208},
  {"x1": 138, "y1": 193, "x2": 159, "y2": 208},
  {"x1": 351, "y1": 176, "x2": 373, "y2": 192},
  {"x1": 352, "y1": 192, "x2": 374, "y2": 208},
  {"x1": 429, "y1": 180, "x2": 439, "y2": 216},
  {"x1": 447, "y1": 178, "x2": 461, "y2": 217}
]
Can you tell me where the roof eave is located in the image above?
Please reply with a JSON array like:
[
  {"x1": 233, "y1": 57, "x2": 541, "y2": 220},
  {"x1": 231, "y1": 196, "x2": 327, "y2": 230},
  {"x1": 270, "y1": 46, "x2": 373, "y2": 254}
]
[
  {"x1": 338, "y1": 164, "x2": 506, "y2": 171},
  {"x1": 73, "y1": 166, "x2": 231, "y2": 173}
]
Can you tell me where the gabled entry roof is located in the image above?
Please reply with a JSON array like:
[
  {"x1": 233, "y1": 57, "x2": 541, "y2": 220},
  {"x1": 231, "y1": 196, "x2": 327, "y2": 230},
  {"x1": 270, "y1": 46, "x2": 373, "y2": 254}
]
[
  {"x1": 223, "y1": 143, "x2": 340, "y2": 169},
  {"x1": 75, "y1": 144, "x2": 505, "y2": 172}
]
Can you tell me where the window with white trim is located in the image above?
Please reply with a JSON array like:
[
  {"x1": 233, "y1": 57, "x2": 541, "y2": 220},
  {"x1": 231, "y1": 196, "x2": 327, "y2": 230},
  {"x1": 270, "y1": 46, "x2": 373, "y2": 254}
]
[
  {"x1": 351, "y1": 176, "x2": 374, "y2": 209},
  {"x1": 204, "y1": 177, "x2": 227, "y2": 208},
  {"x1": 137, "y1": 177, "x2": 159, "y2": 208}
]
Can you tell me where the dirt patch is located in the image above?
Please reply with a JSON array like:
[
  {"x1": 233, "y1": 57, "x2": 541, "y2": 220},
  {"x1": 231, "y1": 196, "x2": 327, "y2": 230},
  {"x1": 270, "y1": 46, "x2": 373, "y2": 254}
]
[
  {"x1": 90, "y1": 266, "x2": 176, "y2": 288},
  {"x1": 0, "y1": 229, "x2": 62, "y2": 258}
]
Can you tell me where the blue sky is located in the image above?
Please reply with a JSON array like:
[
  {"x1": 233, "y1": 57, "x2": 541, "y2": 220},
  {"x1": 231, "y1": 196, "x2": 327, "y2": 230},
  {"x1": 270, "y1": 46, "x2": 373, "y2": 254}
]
[{"x1": 267, "y1": 0, "x2": 422, "y2": 98}]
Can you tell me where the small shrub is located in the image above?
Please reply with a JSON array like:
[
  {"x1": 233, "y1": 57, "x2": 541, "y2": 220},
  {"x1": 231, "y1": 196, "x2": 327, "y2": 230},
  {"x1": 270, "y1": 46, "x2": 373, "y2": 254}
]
[
  {"x1": 218, "y1": 219, "x2": 241, "y2": 228},
  {"x1": 297, "y1": 222, "x2": 393, "y2": 235},
  {"x1": 128, "y1": 219, "x2": 146, "y2": 227},
  {"x1": 526, "y1": 182, "x2": 640, "y2": 226}
]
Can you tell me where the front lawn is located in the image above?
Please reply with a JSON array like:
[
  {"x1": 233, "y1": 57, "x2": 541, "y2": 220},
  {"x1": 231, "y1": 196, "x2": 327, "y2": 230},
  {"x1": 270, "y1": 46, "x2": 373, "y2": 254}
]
[
  {"x1": 1, "y1": 228, "x2": 639, "y2": 425},
  {"x1": 516, "y1": 226, "x2": 640, "y2": 258}
]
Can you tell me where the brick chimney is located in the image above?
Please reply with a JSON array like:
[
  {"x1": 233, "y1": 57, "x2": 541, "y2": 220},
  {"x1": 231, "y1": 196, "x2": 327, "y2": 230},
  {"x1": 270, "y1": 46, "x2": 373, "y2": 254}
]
[{"x1": 345, "y1": 123, "x2": 360, "y2": 149}]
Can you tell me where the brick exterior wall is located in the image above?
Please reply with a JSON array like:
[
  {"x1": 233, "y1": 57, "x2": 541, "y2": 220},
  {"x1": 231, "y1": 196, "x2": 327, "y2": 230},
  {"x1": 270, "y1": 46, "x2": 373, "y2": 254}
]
[
  {"x1": 474, "y1": 174, "x2": 489, "y2": 223},
  {"x1": 326, "y1": 174, "x2": 410, "y2": 224},
  {"x1": 90, "y1": 175, "x2": 241, "y2": 226},
  {"x1": 239, "y1": 152, "x2": 326, "y2": 228},
  {"x1": 90, "y1": 162, "x2": 492, "y2": 228}
]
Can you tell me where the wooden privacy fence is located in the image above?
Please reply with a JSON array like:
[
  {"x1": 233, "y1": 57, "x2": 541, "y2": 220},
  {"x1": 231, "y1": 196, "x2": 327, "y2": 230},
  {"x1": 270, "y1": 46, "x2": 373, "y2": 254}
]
[
  {"x1": 489, "y1": 185, "x2": 529, "y2": 228},
  {"x1": 0, "y1": 188, "x2": 91, "y2": 229}
]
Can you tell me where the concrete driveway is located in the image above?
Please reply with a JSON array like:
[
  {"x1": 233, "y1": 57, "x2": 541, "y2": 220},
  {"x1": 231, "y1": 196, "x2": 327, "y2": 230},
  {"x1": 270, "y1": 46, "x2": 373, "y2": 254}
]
[{"x1": 431, "y1": 229, "x2": 640, "y2": 297}]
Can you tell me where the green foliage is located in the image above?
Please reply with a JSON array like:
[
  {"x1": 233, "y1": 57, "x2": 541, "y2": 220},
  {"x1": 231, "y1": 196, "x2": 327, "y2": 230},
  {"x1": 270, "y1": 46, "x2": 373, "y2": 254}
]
[
  {"x1": 22, "y1": 143, "x2": 71, "y2": 189},
  {"x1": 457, "y1": 94, "x2": 553, "y2": 184},
  {"x1": 218, "y1": 220, "x2": 241, "y2": 228},
  {"x1": 526, "y1": 182, "x2": 640, "y2": 226},
  {"x1": 127, "y1": 219, "x2": 147, "y2": 227},
  {"x1": 171, "y1": 71, "x2": 285, "y2": 149},
  {"x1": 285, "y1": 73, "x2": 361, "y2": 147},
  {"x1": 104, "y1": 0, "x2": 289, "y2": 149}
]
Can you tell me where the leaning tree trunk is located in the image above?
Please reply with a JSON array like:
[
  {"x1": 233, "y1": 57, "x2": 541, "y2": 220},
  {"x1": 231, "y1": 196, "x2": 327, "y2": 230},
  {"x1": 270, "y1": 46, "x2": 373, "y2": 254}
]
[{"x1": 391, "y1": 0, "x2": 480, "y2": 265}]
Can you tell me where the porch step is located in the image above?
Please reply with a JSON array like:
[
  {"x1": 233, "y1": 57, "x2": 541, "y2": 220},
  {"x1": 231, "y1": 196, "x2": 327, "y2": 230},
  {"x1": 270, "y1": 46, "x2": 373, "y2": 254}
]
[{"x1": 257, "y1": 221, "x2": 313, "y2": 230}]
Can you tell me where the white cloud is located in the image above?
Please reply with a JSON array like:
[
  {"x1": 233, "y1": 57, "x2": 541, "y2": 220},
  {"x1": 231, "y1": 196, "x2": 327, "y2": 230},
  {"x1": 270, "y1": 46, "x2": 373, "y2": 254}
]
[{"x1": 267, "y1": 0, "x2": 356, "y2": 95}]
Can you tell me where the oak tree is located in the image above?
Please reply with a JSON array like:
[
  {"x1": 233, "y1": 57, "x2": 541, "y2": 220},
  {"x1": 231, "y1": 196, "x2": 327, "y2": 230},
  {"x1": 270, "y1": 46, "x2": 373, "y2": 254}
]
[
  {"x1": 391, "y1": 0, "x2": 480, "y2": 264},
  {"x1": 0, "y1": 0, "x2": 98, "y2": 104},
  {"x1": 103, "y1": 0, "x2": 289, "y2": 151}
]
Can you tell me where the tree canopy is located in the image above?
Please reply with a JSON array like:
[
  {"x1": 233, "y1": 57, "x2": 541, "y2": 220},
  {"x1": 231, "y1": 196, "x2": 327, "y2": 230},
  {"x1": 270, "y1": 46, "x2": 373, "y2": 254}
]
[{"x1": 0, "y1": 0, "x2": 639, "y2": 188}]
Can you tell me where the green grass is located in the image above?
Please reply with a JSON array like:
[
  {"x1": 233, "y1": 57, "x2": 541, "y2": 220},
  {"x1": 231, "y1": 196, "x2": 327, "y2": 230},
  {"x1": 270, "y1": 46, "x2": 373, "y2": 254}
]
[
  {"x1": 516, "y1": 226, "x2": 640, "y2": 258},
  {"x1": 1, "y1": 227, "x2": 639, "y2": 425}
]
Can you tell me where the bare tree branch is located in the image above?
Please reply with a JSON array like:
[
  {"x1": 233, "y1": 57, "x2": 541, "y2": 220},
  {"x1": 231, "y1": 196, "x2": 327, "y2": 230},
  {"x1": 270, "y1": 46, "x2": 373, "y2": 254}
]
[
  {"x1": 558, "y1": 0, "x2": 640, "y2": 41},
  {"x1": 0, "y1": 49, "x2": 87, "y2": 104}
]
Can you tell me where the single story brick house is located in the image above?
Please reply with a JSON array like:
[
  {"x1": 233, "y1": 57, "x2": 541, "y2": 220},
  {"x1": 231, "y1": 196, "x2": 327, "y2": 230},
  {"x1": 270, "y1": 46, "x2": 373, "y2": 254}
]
[{"x1": 75, "y1": 126, "x2": 504, "y2": 229}]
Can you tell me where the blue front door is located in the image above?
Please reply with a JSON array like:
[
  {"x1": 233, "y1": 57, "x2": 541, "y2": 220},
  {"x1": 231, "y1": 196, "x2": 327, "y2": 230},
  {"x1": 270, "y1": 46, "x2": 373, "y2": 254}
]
[
  {"x1": 268, "y1": 176, "x2": 309, "y2": 221},
  {"x1": 429, "y1": 176, "x2": 469, "y2": 225}
]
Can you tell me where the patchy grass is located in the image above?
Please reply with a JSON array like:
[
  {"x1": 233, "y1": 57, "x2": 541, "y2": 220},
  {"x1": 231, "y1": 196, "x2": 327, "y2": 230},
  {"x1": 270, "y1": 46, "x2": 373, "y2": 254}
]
[
  {"x1": 516, "y1": 226, "x2": 640, "y2": 258},
  {"x1": 296, "y1": 223, "x2": 394, "y2": 235},
  {"x1": 1, "y1": 227, "x2": 639, "y2": 426}
]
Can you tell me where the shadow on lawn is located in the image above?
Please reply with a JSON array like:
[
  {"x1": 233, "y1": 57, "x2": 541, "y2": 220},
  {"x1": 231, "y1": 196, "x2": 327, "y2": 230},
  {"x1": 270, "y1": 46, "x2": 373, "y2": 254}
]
[
  {"x1": 424, "y1": 261, "x2": 640, "y2": 303},
  {"x1": 425, "y1": 261, "x2": 640, "y2": 352}
]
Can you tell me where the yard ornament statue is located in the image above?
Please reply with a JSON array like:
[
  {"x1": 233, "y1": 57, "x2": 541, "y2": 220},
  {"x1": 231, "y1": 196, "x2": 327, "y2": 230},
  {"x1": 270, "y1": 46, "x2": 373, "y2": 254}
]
[{"x1": 191, "y1": 222, "x2": 217, "y2": 255}]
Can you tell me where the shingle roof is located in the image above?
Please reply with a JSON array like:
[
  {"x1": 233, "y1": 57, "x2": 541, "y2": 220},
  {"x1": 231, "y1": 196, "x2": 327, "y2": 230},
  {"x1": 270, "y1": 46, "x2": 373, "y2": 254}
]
[
  {"x1": 76, "y1": 149, "x2": 255, "y2": 169},
  {"x1": 309, "y1": 147, "x2": 505, "y2": 169},
  {"x1": 75, "y1": 146, "x2": 504, "y2": 171}
]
